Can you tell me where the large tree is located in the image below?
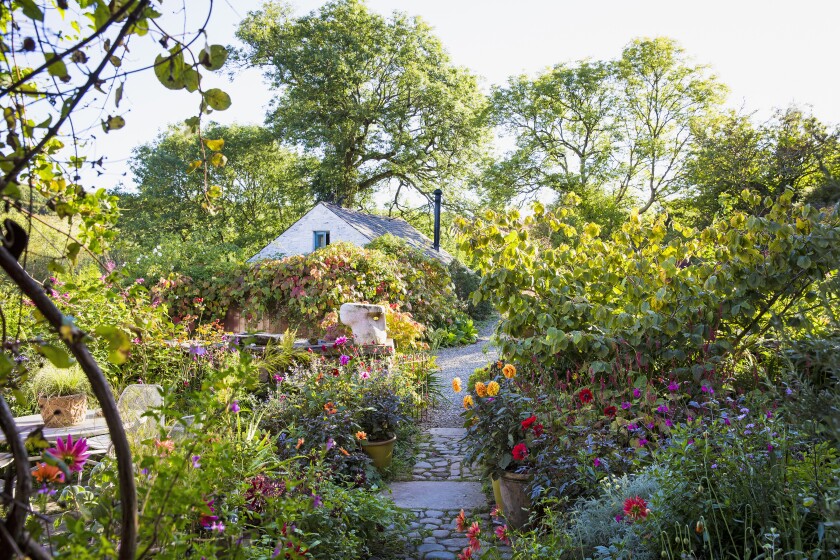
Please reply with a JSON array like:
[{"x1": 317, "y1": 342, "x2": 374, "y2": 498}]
[
  {"x1": 116, "y1": 123, "x2": 314, "y2": 274},
  {"x1": 234, "y1": 0, "x2": 489, "y2": 210},
  {"x1": 486, "y1": 38, "x2": 724, "y2": 216}
]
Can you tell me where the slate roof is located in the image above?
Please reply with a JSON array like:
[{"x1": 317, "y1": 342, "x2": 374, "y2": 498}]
[{"x1": 321, "y1": 202, "x2": 454, "y2": 264}]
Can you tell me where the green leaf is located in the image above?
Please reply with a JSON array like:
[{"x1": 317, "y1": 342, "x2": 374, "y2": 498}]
[
  {"x1": 796, "y1": 255, "x2": 811, "y2": 269},
  {"x1": 45, "y1": 53, "x2": 68, "y2": 79},
  {"x1": 109, "y1": 55, "x2": 121, "y2": 67},
  {"x1": 203, "y1": 88, "x2": 231, "y2": 111},
  {"x1": 186, "y1": 160, "x2": 202, "y2": 174},
  {"x1": 209, "y1": 152, "x2": 227, "y2": 167},
  {"x1": 36, "y1": 344, "x2": 75, "y2": 368},
  {"x1": 115, "y1": 82, "x2": 124, "y2": 107},
  {"x1": 198, "y1": 44, "x2": 228, "y2": 71},
  {"x1": 94, "y1": 325, "x2": 132, "y2": 365},
  {"x1": 183, "y1": 68, "x2": 201, "y2": 92},
  {"x1": 101, "y1": 115, "x2": 125, "y2": 132},
  {"x1": 18, "y1": 0, "x2": 44, "y2": 21},
  {"x1": 0, "y1": 354, "x2": 14, "y2": 382},
  {"x1": 154, "y1": 52, "x2": 185, "y2": 90}
]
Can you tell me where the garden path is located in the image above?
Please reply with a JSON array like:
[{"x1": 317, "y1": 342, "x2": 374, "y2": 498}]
[{"x1": 385, "y1": 323, "x2": 510, "y2": 560}]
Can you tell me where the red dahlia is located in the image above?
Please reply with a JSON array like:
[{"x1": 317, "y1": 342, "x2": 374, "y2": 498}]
[
  {"x1": 521, "y1": 415, "x2": 537, "y2": 429},
  {"x1": 623, "y1": 496, "x2": 649, "y2": 522},
  {"x1": 512, "y1": 442, "x2": 529, "y2": 461}
]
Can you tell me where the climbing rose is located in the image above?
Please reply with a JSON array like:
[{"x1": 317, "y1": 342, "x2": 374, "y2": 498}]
[
  {"x1": 486, "y1": 381, "x2": 500, "y2": 396},
  {"x1": 521, "y1": 415, "x2": 537, "y2": 429},
  {"x1": 463, "y1": 395, "x2": 474, "y2": 409},
  {"x1": 474, "y1": 382, "x2": 488, "y2": 398},
  {"x1": 47, "y1": 435, "x2": 90, "y2": 473},
  {"x1": 452, "y1": 377, "x2": 462, "y2": 393},
  {"x1": 502, "y1": 364, "x2": 516, "y2": 379},
  {"x1": 512, "y1": 442, "x2": 528, "y2": 461},
  {"x1": 578, "y1": 388, "x2": 594, "y2": 404},
  {"x1": 623, "y1": 496, "x2": 649, "y2": 521}
]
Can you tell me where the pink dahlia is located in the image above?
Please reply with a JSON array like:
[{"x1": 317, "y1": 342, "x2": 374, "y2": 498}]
[{"x1": 46, "y1": 435, "x2": 90, "y2": 473}]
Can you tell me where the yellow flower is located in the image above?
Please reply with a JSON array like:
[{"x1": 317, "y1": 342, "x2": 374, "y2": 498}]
[
  {"x1": 463, "y1": 395, "x2": 474, "y2": 409},
  {"x1": 355, "y1": 431, "x2": 367, "y2": 441},
  {"x1": 452, "y1": 377, "x2": 462, "y2": 393},
  {"x1": 486, "y1": 381, "x2": 500, "y2": 396},
  {"x1": 475, "y1": 382, "x2": 488, "y2": 398},
  {"x1": 503, "y1": 364, "x2": 517, "y2": 379}
]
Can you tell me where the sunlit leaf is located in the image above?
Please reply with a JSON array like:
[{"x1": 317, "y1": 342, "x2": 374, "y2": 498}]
[
  {"x1": 203, "y1": 88, "x2": 231, "y2": 111},
  {"x1": 204, "y1": 138, "x2": 224, "y2": 151},
  {"x1": 36, "y1": 344, "x2": 75, "y2": 368}
]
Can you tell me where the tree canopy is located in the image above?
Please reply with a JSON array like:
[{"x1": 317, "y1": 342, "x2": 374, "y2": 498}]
[
  {"x1": 116, "y1": 123, "x2": 314, "y2": 277},
  {"x1": 234, "y1": 0, "x2": 489, "y2": 210}
]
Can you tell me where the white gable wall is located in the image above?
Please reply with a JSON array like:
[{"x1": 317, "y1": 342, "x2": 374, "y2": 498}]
[{"x1": 249, "y1": 203, "x2": 372, "y2": 261}]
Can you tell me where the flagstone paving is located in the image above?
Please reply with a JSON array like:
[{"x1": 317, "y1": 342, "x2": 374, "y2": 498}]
[{"x1": 385, "y1": 326, "x2": 511, "y2": 560}]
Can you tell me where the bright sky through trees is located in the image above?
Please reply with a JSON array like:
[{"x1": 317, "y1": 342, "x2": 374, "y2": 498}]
[{"x1": 92, "y1": 0, "x2": 840, "y2": 190}]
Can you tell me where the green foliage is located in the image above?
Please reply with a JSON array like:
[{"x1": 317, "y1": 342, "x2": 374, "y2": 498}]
[
  {"x1": 155, "y1": 240, "x2": 465, "y2": 339},
  {"x1": 115, "y1": 122, "x2": 314, "y2": 277},
  {"x1": 448, "y1": 259, "x2": 494, "y2": 320},
  {"x1": 28, "y1": 363, "x2": 92, "y2": 398},
  {"x1": 429, "y1": 315, "x2": 479, "y2": 348},
  {"x1": 677, "y1": 107, "x2": 840, "y2": 227},
  {"x1": 459, "y1": 192, "x2": 840, "y2": 382},
  {"x1": 486, "y1": 37, "x2": 724, "y2": 215},
  {"x1": 235, "y1": 0, "x2": 488, "y2": 206}
]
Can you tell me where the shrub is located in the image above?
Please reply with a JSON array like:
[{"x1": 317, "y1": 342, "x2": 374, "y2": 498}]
[{"x1": 448, "y1": 259, "x2": 494, "y2": 320}]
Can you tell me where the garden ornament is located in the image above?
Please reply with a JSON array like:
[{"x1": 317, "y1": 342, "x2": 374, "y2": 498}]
[{"x1": 339, "y1": 303, "x2": 387, "y2": 345}]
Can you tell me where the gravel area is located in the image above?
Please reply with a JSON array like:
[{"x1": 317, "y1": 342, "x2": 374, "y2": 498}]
[{"x1": 423, "y1": 320, "x2": 498, "y2": 428}]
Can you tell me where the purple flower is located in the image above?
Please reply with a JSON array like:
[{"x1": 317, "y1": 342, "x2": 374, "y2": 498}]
[
  {"x1": 189, "y1": 345, "x2": 207, "y2": 357},
  {"x1": 665, "y1": 419, "x2": 673, "y2": 428},
  {"x1": 326, "y1": 438, "x2": 335, "y2": 451},
  {"x1": 687, "y1": 438, "x2": 695, "y2": 446},
  {"x1": 615, "y1": 514, "x2": 624, "y2": 523},
  {"x1": 230, "y1": 401, "x2": 240, "y2": 413},
  {"x1": 37, "y1": 484, "x2": 56, "y2": 496},
  {"x1": 273, "y1": 374, "x2": 284, "y2": 383},
  {"x1": 135, "y1": 278, "x2": 145, "y2": 284},
  {"x1": 621, "y1": 401, "x2": 631, "y2": 410},
  {"x1": 627, "y1": 423, "x2": 638, "y2": 431},
  {"x1": 647, "y1": 422, "x2": 654, "y2": 430},
  {"x1": 333, "y1": 336, "x2": 348, "y2": 347},
  {"x1": 633, "y1": 388, "x2": 642, "y2": 398},
  {"x1": 593, "y1": 457, "x2": 601, "y2": 468},
  {"x1": 767, "y1": 444, "x2": 774, "y2": 452},
  {"x1": 667, "y1": 380, "x2": 679, "y2": 392},
  {"x1": 210, "y1": 521, "x2": 225, "y2": 532},
  {"x1": 785, "y1": 387, "x2": 793, "y2": 395},
  {"x1": 711, "y1": 463, "x2": 718, "y2": 469},
  {"x1": 766, "y1": 410, "x2": 773, "y2": 419},
  {"x1": 656, "y1": 405, "x2": 669, "y2": 414},
  {"x1": 191, "y1": 455, "x2": 201, "y2": 469},
  {"x1": 723, "y1": 417, "x2": 731, "y2": 426},
  {"x1": 638, "y1": 438, "x2": 648, "y2": 447},
  {"x1": 339, "y1": 354, "x2": 350, "y2": 366},
  {"x1": 312, "y1": 494, "x2": 323, "y2": 508}
]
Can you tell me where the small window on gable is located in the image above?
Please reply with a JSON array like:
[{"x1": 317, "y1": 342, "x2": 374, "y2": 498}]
[{"x1": 313, "y1": 231, "x2": 330, "y2": 250}]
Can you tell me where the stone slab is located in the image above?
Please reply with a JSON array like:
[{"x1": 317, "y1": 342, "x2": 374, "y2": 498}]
[
  {"x1": 387, "y1": 481, "x2": 486, "y2": 510},
  {"x1": 428, "y1": 428, "x2": 467, "y2": 437}
]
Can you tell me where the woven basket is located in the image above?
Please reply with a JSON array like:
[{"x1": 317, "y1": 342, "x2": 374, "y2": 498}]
[{"x1": 38, "y1": 393, "x2": 87, "y2": 428}]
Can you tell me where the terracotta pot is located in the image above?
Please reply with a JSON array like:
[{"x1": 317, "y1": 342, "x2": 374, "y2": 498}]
[
  {"x1": 499, "y1": 470, "x2": 533, "y2": 529},
  {"x1": 38, "y1": 393, "x2": 87, "y2": 428},
  {"x1": 361, "y1": 436, "x2": 397, "y2": 469},
  {"x1": 491, "y1": 476, "x2": 503, "y2": 513}
]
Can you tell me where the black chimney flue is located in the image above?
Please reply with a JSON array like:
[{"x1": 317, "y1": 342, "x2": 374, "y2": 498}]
[{"x1": 433, "y1": 189, "x2": 442, "y2": 252}]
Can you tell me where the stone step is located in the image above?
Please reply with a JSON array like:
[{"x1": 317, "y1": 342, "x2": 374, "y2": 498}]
[{"x1": 387, "y1": 480, "x2": 486, "y2": 511}]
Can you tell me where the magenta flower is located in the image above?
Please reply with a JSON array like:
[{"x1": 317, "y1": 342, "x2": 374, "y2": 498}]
[
  {"x1": 135, "y1": 278, "x2": 145, "y2": 284},
  {"x1": 621, "y1": 401, "x2": 631, "y2": 410},
  {"x1": 593, "y1": 457, "x2": 601, "y2": 468},
  {"x1": 46, "y1": 435, "x2": 90, "y2": 473},
  {"x1": 312, "y1": 494, "x2": 323, "y2": 508},
  {"x1": 273, "y1": 374, "x2": 284, "y2": 383},
  {"x1": 632, "y1": 388, "x2": 642, "y2": 398},
  {"x1": 333, "y1": 336, "x2": 348, "y2": 347},
  {"x1": 210, "y1": 521, "x2": 225, "y2": 532},
  {"x1": 230, "y1": 400, "x2": 240, "y2": 413},
  {"x1": 200, "y1": 499, "x2": 218, "y2": 528},
  {"x1": 359, "y1": 371, "x2": 370, "y2": 380},
  {"x1": 339, "y1": 354, "x2": 350, "y2": 366},
  {"x1": 667, "y1": 380, "x2": 679, "y2": 392},
  {"x1": 637, "y1": 438, "x2": 648, "y2": 447},
  {"x1": 656, "y1": 405, "x2": 669, "y2": 414}
]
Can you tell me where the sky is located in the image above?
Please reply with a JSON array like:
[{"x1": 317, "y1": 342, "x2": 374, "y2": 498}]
[{"x1": 83, "y1": 0, "x2": 840, "y2": 190}]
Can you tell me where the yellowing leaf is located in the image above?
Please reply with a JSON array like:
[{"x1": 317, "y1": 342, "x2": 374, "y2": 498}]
[{"x1": 204, "y1": 138, "x2": 224, "y2": 151}]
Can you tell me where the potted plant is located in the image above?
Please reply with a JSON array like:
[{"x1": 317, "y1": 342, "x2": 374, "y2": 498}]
[
  {"x1": 356, "y1": 381, "x2": 408, "y2": 469},
  {"x1": 30, "y1": 364, "x2": 93, "y2": 428},
  {"x1": 459, "y1": 363, "x2": 542, "y2": 528}
]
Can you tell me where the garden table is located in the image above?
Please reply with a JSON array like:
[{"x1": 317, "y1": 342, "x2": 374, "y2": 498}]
[{"x1": 0, "y1": 409, "x2": 110, "y2": 444}]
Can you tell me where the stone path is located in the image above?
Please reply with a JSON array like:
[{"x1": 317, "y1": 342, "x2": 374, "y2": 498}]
[
  {"x1": 385, "y1": 326, "x2": 511, "y2": 560},
  {"x1": 389, "y1": 429, "x2": 511, "y2": 560}
]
